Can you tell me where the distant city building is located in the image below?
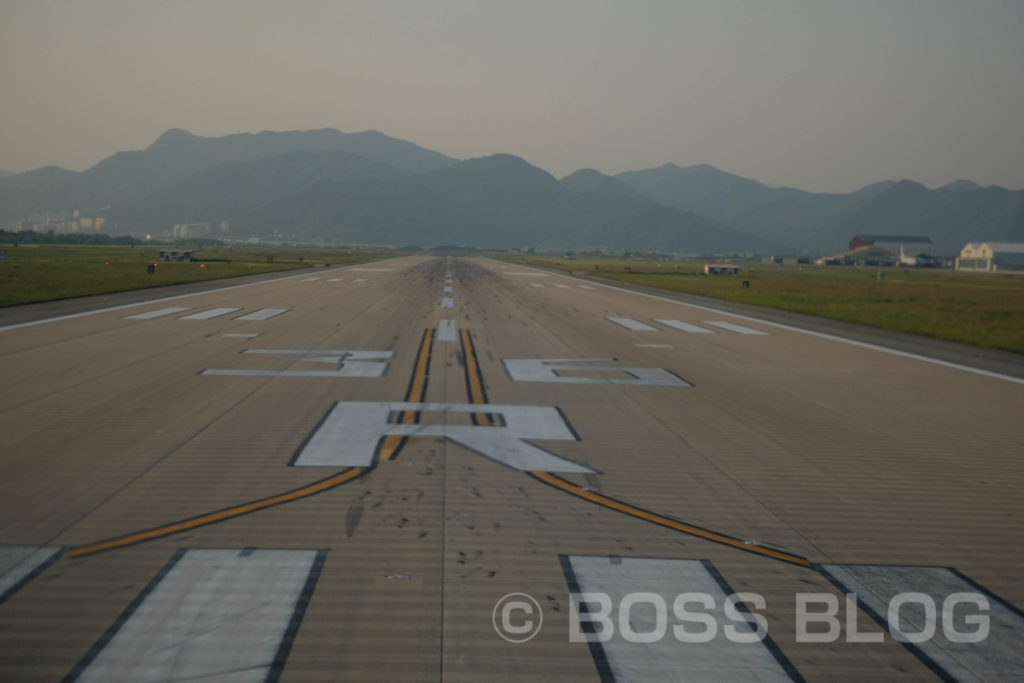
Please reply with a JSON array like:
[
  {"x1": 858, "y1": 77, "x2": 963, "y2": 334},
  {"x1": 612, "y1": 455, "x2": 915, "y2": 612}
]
[
  {"x1": 956, "y1": 242, "x2": 1024, "y2": 272},
  {"x1": 172, "y1": 222, "x2": 212, "y2": 239}
]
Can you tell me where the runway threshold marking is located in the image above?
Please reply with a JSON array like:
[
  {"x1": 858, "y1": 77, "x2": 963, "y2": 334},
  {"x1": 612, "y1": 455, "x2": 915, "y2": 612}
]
[
  {"x1": 65, "y1": 549, "x2": 324, "y2": 682},
  {"x1": 529, "y1": 472, "x2": 811, "y2": 568},
  {"x1": 379, "y1": 328, "x2": 435, "y2": 461}
]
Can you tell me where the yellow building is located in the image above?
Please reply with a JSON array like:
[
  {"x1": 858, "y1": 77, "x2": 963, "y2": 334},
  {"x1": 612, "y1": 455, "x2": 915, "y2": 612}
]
[{"x1": 956, "y1": 242, "x2": 1024, "y2": 271}]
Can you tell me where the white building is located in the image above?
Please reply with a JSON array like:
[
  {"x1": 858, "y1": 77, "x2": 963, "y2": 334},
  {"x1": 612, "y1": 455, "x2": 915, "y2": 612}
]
[{"x1": 956, "y1": 242, "x2": 1024, "y2": 271}]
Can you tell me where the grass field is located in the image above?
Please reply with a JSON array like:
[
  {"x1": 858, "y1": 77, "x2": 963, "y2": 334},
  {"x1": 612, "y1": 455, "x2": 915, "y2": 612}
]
[
  {"x1": 513, "y1": 256, "x2": 1024, "y2": 353},
  {"x1": 0, "y1": 244, "x2": 386, "y2": 307}
]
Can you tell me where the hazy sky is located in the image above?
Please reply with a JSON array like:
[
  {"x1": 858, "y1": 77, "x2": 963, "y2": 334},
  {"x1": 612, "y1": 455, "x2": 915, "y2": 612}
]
[{"x1": 2, "y1": 0, "x2": 1023, "y2": 192}]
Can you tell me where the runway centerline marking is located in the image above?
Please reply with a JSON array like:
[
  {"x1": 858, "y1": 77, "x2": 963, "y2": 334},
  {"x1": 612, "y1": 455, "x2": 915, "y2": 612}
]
[{"x1": 438, "y1": 319, "x2": 457, "y2": 342}]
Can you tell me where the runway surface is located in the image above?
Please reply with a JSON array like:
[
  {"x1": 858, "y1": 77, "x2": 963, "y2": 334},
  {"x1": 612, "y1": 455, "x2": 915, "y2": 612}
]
[{"x1": 1, "y1": 256, "x2": 1021, "y2": 681}]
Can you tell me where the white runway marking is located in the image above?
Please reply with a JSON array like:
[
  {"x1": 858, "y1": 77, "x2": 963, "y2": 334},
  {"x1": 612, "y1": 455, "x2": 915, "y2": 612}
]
[
  {"x1": 704, "y1": 320, "x2": 768, "y2": 335},
  {"x1": 350, "y1": 267, "x2": 394, "y2": 272},
  {"x1": 222, "y1": 332, "x2": 260, "y2": 339},
  {"x1": 438, "y1": 319, "x2": 457, "y2": 342},
  {"x1": 294, "y1": 402, "x2": 592, "y2": 473},
  {"x1": 656, "y1": 319, "x2": 714, "y2": 334},
  {"x1": 203, "y1": 349, "x2": 392, "y2": 378},
  {"x1": 235, "y1": 308, "x2": 289, "y2": 321},
  {"x1": 302, "y1": 277, "x2": 320, "y2": 282},
  {"x1": 495, "y1": 263, "x2": 1024, "y2": 385},
  {"x1": 607, "y1": 317, "x2": 659, "y2": 331},
  {"x1": 530, "y1": 283, "x2": 545, "y2": 288},
  {"x1": 203, "y1": 368, "x2": 386, "y2": 378},
  {"x1": 564, "y1": 556, "x2": 796, "y2": 682},
  {"x1": 554, "y1": 283, "x2": 570, "y2": 289},
  {"x1": 504, "y1": 358, "x2": 690, "y2": 386},
  {"x1": 241, "y1": 350, "x2": 393, "y2": 359},
  {"x1": 0, "y1": 545, "x2": 62, "y2": 602},
  {"x1": 0, "y1": 262, "x2": 367, "y2": 333},
  {"x1": 636, "y1": 343, "x2": 673, "y2": 349},
  {"x1": 443, "y1": 285, "x2": 453, "y2": 293},
  {"x1": 353, "y1": 278, "x2": 368, "y2": 283},
  {"x1": 819, "y1": 564, "x2": 1024, "y2": 682},
  {"x1": 124, "y1": 307, "x2": 191, "y2": 320},
  {"x1": 506, "y1": 271, "x2": 550, "y2": 276},
  {"x1": 66, "y1": 549, "x2": 322, "y2": 683},
  {"x1": 180, "y1": 307, "x2": 241, "y2": 320},
  {"x1": 327, "y1": 277, "x2": 345, "y2": 282},
  {"x1": 578, "y1": 285, "x2": 595, "y2": 290},
  {"x1": 441, "y1": 297, "x2": 454, "y2": 308}
]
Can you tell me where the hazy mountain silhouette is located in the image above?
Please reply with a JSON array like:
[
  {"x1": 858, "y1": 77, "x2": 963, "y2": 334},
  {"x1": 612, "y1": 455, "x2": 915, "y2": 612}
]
[
  {"x1": 243, "y1": 154, "x2": 777, "y2": 252},
  {"x1": 106, "y1": 149, "x2": 408, "y2": 230},
  {"x1": 0, "y1": 128, "x2": 456, "y2": 219},
  {"x1": 616, "y1": 163, "x2": 1024, "y2": 253},
  {"x1": 560, "y1": 169, "x2": 648, "y2": 200},
  {"x1": 3, "y1": 129, "x2": 1019, "y2": 254}
]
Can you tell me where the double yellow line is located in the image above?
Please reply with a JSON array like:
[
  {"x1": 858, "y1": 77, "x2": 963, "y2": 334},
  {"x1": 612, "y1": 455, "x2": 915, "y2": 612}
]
[
  {"x1": 380, "y1": 328, "x2": 435, "y2": 461},
  {"x1": 455, "y1": 329, "x2": 810, "y2": 568},
  {"x1": 66, "y1": 467, "x2": 366, "y2": 558},
  {"x1": 459, "y1": 328, "x2": 493, "y2": 426},
  {"x1": 529, "y1": 471, "x2": 811, "y2": 567},
  {"x1": 66, "y1": 329, "x2": 437, "y2": 559}
]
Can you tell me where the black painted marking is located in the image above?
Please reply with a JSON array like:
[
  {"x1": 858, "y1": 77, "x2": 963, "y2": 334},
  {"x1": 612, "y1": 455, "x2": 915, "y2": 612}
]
[
  {"x1": 702, "y1": 559, "x2": 806, "y2": 682},
  {"x1": 559, "y1": 554, "x2": 616, "y2": 683},
  {"x1": 63, "y1": 549, "x2": 188, "y2": 682},
  {"x1": 288, "y1": 402, "x2": 338, "y2": 467},
  {"x1": 0, "y1": 547, "x2": 63, "y2": 605},
  {"x1": 267, "y1": 549, "x2": 328, "y2": 683}
]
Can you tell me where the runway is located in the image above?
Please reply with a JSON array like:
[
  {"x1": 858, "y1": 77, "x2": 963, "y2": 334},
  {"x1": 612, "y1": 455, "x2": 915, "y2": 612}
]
[{"x1": 1, "y1": 256, "x2": 1021, "y2": 681}]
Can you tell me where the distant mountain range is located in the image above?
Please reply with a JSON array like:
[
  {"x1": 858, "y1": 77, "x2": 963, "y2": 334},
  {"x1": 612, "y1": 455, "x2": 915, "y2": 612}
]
[
  {"x1": 2, "y1": 129, "x2": 1021, "y2": 254},
  {"x1": 614, "y1": 164, "x2": 1024, "y2": 253}
]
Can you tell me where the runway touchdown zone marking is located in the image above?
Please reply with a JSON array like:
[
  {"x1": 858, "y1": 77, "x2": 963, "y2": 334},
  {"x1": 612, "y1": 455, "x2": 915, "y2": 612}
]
[
  {"x1": 607, "y1": 317, "x2": 659, "y2": 331},
  {"x1": 704, "y1": 320, "x2": 769, "y2": 335},
  {"x1": 202, "y1": 349, "x2": 393, "y2": 378},
  {"x1": 180, "y1": 307, "x2": 241, "y2": 320},
  {"x1": 124, "y1": 307, "x2": 191, "y2": 320},
  {"x1": 656, "y1": 319, "x2": 713, "y2": 334},
  {"x1": 235, "y1": 308, "x2": 289, "y2": 321},
  {"x1": 504, "y1": 358, "x2": 690, "y2": 387}
]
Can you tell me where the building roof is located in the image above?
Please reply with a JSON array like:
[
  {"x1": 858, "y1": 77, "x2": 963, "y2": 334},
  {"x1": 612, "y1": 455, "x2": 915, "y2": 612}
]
[
  {"x1": 984, "y1": 242, "x2": 1024, "y2": 254},
  {"x1": 852, "y1": 235, "x2": 934, "y2": 244}
]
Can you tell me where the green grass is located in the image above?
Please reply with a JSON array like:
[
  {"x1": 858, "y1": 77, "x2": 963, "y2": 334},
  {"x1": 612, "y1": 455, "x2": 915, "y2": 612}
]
[
  {"x1": 512, "y1": 256, "x2": 1024, "y2": 353},
  {"x1": 0, "y1": 244, "x2": 390, "y2": 307}
]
